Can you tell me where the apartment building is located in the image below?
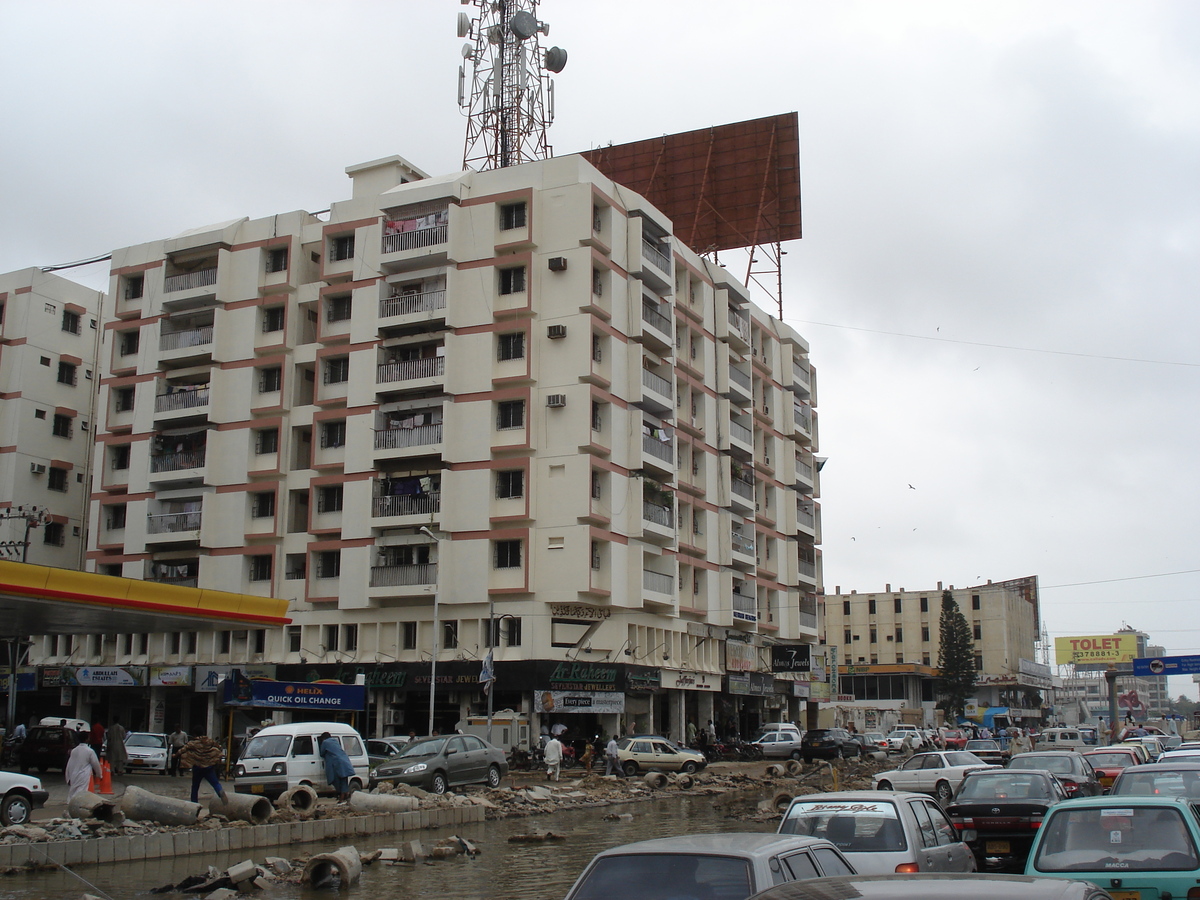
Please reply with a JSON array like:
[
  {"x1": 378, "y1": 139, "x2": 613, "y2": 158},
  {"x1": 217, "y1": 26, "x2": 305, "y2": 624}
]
[
  {"x1": 73, "y1": 152, "x2": 820, "y2": 740},
  {"x1": 822, "y1": 576, "x2": 1044, "y2": 729},
  {"x1": 0, "y1": 268, "x2": 103, "y2": 569}
]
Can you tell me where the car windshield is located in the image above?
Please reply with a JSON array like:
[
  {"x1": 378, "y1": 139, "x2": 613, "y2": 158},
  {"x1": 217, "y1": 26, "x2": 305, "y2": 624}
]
[
  {"x1": 965, "y1": 741, "x2": 999, "y2": 751},
  {"x1": 570, "y1": 853, "x2": 752, "y2": 900},
  {"x1": 398, "y1": 738, "x2": 446, "y2": 758},
  {"x1": 1085, "y1": 752, "x2": 1134, "y2": 767},
  {"x1": 126, "y1": 734, "x2": 165, "y2": 748},
  {"x1": 957, "y1": 773, "x2": 1051, "y2": 800},
  {"x1": 780, "y1": 800, "x2": 907, "y2": 852},
  {"x1": 943, "y1": 752, "x2": 985, "y2": 766},
  {"x1": 1034, "y1": 806, "x2": 1199, "y2": 872},
  {"x1": 240, "y1": 734, "x2": 292, "y2": 759},
  {"x1": 1012, "y1": 755, "x2": 1077, "y2": 774},
  {"x1": 1111, "y1": 771, "x2": 1200, "y2": 798}
]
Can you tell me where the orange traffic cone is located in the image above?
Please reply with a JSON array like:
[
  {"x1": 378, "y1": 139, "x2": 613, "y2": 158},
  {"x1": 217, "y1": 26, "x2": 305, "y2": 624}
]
[{"x1": 96, "y1": 759, "x2": 114, "y2": 795}]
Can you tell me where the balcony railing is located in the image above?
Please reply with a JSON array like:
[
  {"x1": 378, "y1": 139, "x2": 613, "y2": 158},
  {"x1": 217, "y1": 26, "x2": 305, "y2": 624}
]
[
  {"x1": 377, "y1": 356, "x2": 445, "y2": 384},
  {"x1": 727, "y1": 309, "x2": 750, "y2": 343},
  {"x1": 729, "y1": 420, "x2": 753, "y2": 445},
  {"x1": 147, "y1": 512, "x2": 201, "y2": 534},
  {"x1": 642, "y1": 501, "x2": 674, "y2": 529},
  {"x1": 641, "y1": 368, "x2": 672, "y2": 399},
  {"x1": 154, "y1": 386, "x2": 210, "y2": 412},
  {"x1": 732, "y1": 589, "x2": 757, "y2": 619},
  {"x1": 163, "y1": 268, "x2": 217, "y2": 293},
  {"x1": 147, "y1": 575, "x2": 198, "y2": 588},
  {"x1": 794, "y1": 404, "x2": 812, "y2": 432},
  {"x1": 731, "y1": 475, "x2": 756, "y2": 501},
  {"x1": 798, "y1": 558, "x2": 817, "y2": 578},
  {"x1": 731, "y1": 531, "x2": 756, "y2": 557},
  {"x1": 159, "y1": 326, "x2": 213, "y2": 352},
  {"x1": 150, "y1": 450, "x2": 206, "y2": 473},
  {"x1": 642, "y1": 434, "x2": 673, "y2": 463},
  {"x1": 372, "y1": 491, "x2": 441, "y2": 518},
  {"x1": 380, "y1": 288, "x2": 447, "y2": 318},
  {"x1": 793, "y1": 362, "x2": 811, "y2": 388},
  {"x1": 728, "y1": 365, "x2": 751, "y2": 391},
  {"x1": 641, "y1": 301, "x2": 672, "y2": 337},
  {"x1": 642, "y1": 238, "x2": 671, "y2": 273},
  {"x1": 381, "y1": 224, "x2": 447, "y2": 255},
  {"x1": 374, "y1": 423, "x2": 443, "y2": 450},
  {"x1": 795, "y1": 455, "x2": 814, "y2": 482},
  {"x1": 797, "y1": 504, "x2": 815, "y2": 529},
  {"x1": 370, "y1": 562, "x2": 437, "y2": 588},
  {"x1": 643, "y1": 569, "x2": 674, "y2": 595},
  {"x1": 799, "y1": 594, "x2": 818, "y2": 630}
]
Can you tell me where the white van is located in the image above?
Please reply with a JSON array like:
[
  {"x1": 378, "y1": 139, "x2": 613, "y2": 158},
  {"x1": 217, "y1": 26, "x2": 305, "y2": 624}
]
[
  {"x1": 232, "y1": 722, "x2": 368, "y2": 798},
  {"x1": 1034, "y1": 727, "x2": 1088, "y2": 751}
]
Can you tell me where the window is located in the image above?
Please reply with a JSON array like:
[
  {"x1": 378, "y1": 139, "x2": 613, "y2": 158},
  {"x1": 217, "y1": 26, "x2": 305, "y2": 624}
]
[
  {"x1": 590, "y1": 540, "x2": 601, "y2": 570},
  {"x1": 324, "y1": 356, "x2": 349, "y2": 384},
  {"x1": 316, "y1": 550, "x2": 341, "y2": 578},
  {"x1": 496, "y1": 399, "x2": 525, "y2": 430},
  {"x1": 48, "y1": 467, "x2": 68, "y2": 492},
  {"x1": 287, "y1": 626, "x2": 302, "y2": 653},
  {"x1": 252, "y1": 492, "x2": 276, "y2": 518},
  {"x1": 34, "y1": 409, "x2": 45, "y2": 420},
  {"x1": 342, "y1": 624, "x2": 358, "y2": 652},
  {"x1": 592, "y1": 268, "x2": 604, "y2": 296},
  {"x1": 330, "y1": 234, "x2": 355, "y2": 261},
  {"x1": 842, "y1": 600, "x2": 850, "y2": 616},
  {"x1": 52, "y1": 414, "x2": 72, "y2": 438},
  {"x1": 894, "y1": 597, "x2": 903, "y2": 613},
  {"x1": 496, "y1": 469, "x2": 524, "y2": 499},
  {"x1": 57, "y1": 361, "x2": 77, "y2": 386},
  {"x1": 320, "y1": 420, "x2": 346, "y2": 448},
  {"x1": 973, "y1": 623, "x2": 982, "y2": 640},
  {"x1": 503, "y1": 617, "x2": 522, "y2": 646},
  {"x1": 499, "y1": 266, "x2": 526, "y2": 295},
  {"x1": 975, "y1": 654, "x2": 984, "y2": 671},
  {"x1": 262, "y1": 307, "x2": 285, "y2": 332},
  {"x1": 259, "y1": 366, "x2": 282, "y2": 393},
  {"x1": 895, "y1": 627, "x2": 904, "y2": 642},
  {"x1": 868, "y1": 598, "x2": 876, "y2": 614},
  {"x1": 494, "y1": 540, "x2": 522, "y2": 569},
  {"x1": 442, "y1": 621, "x2": 458, "y2": 649},
  {"x1": 114, "y1": 386, "x2": 135, "y2": 412},
  {"x1": 922, "y1": 626, "x2": 930, "y2": 642},
  {"x1": 40, "y1": 356, "x2": 50, "y2": 367},
  {"x1": 324, "y1": 624, "x2": 339, "y2": 652},
  {"x1": 590, "y1": 470, "x2": 602, "y2": 500},
  {"x1": 591, "y1": 400, "x2": 603, "y2": 432},
  {"x1": 497, "y1": 331, "x2": 525, "y2": 361},
  {"x1": 326, "y1": 295, "x2": 352, "y2": 322},
  {"x1": 266, "y1": 247, "x2": 289, "y2": 273},
  {"x1": 591, "y1": 334, "x2": 603, "y2": 363},
  {"x1": 123, "y1": 274, "x2": 144, "y2": 300},
  {"x1": 971, "y1": 594, "x2": 981, "y2": 610},
  {"x1": 249, "y1": 555, "x2": 273, "y2": 582},
  {"x1": 111, "y1": 445, "x2": 131, "y2": 470},
  {"x1": 920, "y1": 596, "x2": 928, "y2": 613},
  {"x1": 869, "y1": 628, "x2": 877, "y2": 643},
  {"x1": 317, "y1": 485, "x2": 344, "y2": 513},
  {"x1": 107, "y1": 504, "x2": 127, "y2": 530},
  {"x1": 62, "y1": 310, "x2": 81, "y2": 334},
  {"x1": 43, "y1": 522, "x2": 65, "y2": 546},
  {"x1": 255, "y1": 427, "x2": 279, "y2": 454},
  {"x1": 844, "y1": 629, "x2": 852, "y2": 643},
  {"x1": 402, "y1": 622, "x2": 417, "y2": 651},
  {"x1": 500, "y1": 202, "x2": 527, "y2": 230},
  {"x1": 285, "y1": 554, "x2": 306, "y2": 580}
]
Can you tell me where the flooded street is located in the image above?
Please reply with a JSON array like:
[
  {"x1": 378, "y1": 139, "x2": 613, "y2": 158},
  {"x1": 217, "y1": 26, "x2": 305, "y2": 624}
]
[{"x1": 0, "y1": 790, "x2": 775, "y2": 900}]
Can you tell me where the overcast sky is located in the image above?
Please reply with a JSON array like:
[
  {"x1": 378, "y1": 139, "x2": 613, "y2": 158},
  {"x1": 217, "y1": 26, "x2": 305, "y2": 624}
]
[{"x1": 2, "y1": 1, "x2": 1197, "y2": 699}]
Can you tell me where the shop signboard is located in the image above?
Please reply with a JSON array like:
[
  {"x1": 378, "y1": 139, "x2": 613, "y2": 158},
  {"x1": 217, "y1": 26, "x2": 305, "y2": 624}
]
[
  {"x1": 541, "y1": 661, "x2": 620, "y2": 692},
  {"x1": 150, "y1": 666, "x2": 192, "y2": 687},
  {"x1": 223, "y1": 678, "x2": 366, "y2": 711},
  {"x1": 0, "y1": 670, "x2": 37, "y2": 692},
  {"x1": 808, "y1": 653, "x2": 826, "y2": 683},
  {"x1": 828, "y1": 647, "x2": 839, "y2": 697},
  {"x1": 662, "y1": 670, "x2": 720, "y2": 691},
  {"x1": 45, "y1": 666, "x2": 147, "y2": 687},
  {"x1": 1053, "y1": 635, "x2": 1137, "y2": 666},
  {"x1": 809, "y1": 681, "x2": 830, "y2": 701},
  {"x1": 194, "y1": 665, "x2": 277, "y2": 693},
  {"x1": 624, "y1": 665, "x2": 662, "y2": 693},
  {"x1": 534, "y1": 690, "x2": 624, "y2": 714},
  {"x1": 792, "y1": 681, "x2": 810, "y2": 698},
  {"x1": 725, "y1": 672, "x2": 775, "y2": 696},
  {"x1": 770, "y1": 644, "x2": 811, "y2": 673},
  {"x1": 725, "y1": 639, "x2": 757, "y2": 673}
]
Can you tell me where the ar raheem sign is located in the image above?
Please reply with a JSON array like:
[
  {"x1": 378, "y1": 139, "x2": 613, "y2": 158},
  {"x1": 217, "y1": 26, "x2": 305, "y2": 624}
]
[{"x1": 1054, "y1": 634, "x2": 1138, "y2": 666}]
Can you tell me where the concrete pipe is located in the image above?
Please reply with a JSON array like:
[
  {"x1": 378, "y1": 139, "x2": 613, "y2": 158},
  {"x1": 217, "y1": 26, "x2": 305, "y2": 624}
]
[
  {"x1": 275, "y1": 784, "x2": 318, "y2": 813},
  {"x1": 67, "y1": 791, "x2": 117, "y2": 821},
  {"x1": 643, "y1": 772, "x2": 668, "y2": 790},
  {"x1": 785, "y1": 760, "x2": 803, "y2": 776},
  {"x1": 211, "y1": 791, "x2": 274, "y2": 825},
  {"x1": 119, "y1": 785, "x2": 201, "y2": 826},
  {"x1": 765, "y1": 764, "x2": 787, "y2": 777},
  {"x1": 349, "y1": 792, "x2": 420, "y2": 813},
  {"x1": 673, "y1": 773, "x2": 693, "y2": 790},
  {"x1": 771, "y1": 791, "x2": 795, "y2": 813},
  {"x1": 302, "y1": 846, "x2": 362, "y2": 888}
]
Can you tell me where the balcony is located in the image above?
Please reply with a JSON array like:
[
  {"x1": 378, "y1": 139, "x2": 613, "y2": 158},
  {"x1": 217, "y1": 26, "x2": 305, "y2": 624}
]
[
  {"x1": 731, "y1": 530, "x2": 756, "y2": 558},
  {"x1": 372, "y1": 491, "x2": 441, "y2": 518},
  {"x1": 798, "y1": 557, "x2": 817, "y2": 580},
  {"x1": 642, "y1": 501, "x2": 674, "y2": 529},
  {"x1": 642, "y1": 238, "x2": 671, "y2": 275},
  {"x1": 374, "y1": 423, "x2": 443, "y2": 451},
  {"x1": 643, "y1": 569, "x2": 674, "y2": 596},
  {"x1": 370, "y1": 562, "x2": 437, "y2": 588},
  {"x1": 731, "y1": 473, "x2": 755, "y2": 500},
  {"x1": 154, "y1": 386, "x2": 210, "y2": 413},
  {"x1": 793, "y1": 403, "x2": 812, "y2": 435},
  {"x1": 641, "y1": 301, "x2": 673, "y2": 341},
  {"x1": 147, "y1": 574, "x2": 198, "y2": 588},
  {"x1": 639, "y1": 368, "x2": 673, "y2": 414},
  {"x1": 164, "y1": 268, "x2": 217, "y2": 293},
  {"x1": 728, "y1": 365, "x2": 751, "y2": 392},
  {"x1": 730, "y1": 420, "x2": 753, "y2": 446},
  {"x1": 797, "y1": 503, "x2": 815, "y2": 531},
  {"x1": 727, "y1": 309, "x2": 751, "y2": 345},
  {"x1": 380, "y1": 288, "x2": 447, "y2": 319},
  {"x1": 642, "y1": 433, "x2": 674, "y2": 465},
  {"x1": 732, "y1": 588, "x2": 758, "y2": 623},
  {"x1": 377, "y1": 356, "x2": 445, "y2": 386},
  {"x1": 792, "y1": 361, "x2": 811, "y2": 394},
  {"x1": 382, "y1": 224, "x2": 447, "y2": 255},
  {"x1": 150, "y1": 449, "x2": 206, "y2": 473},
  {"x1": 159, "y1": 326, "x2": 213, "y2": 352},
  {"x1": 146, "y1": 511, "x2": 201, "y2": 534}
]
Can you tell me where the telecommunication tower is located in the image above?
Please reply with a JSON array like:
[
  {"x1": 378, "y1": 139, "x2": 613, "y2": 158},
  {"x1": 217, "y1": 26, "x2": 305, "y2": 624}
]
[{"x1": 457, "y1": 0, "x2": 567, "y2": 171}]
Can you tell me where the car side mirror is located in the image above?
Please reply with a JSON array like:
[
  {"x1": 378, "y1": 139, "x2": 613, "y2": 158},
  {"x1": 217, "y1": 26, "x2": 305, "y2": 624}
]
[{"x1": 445, "y1": 747, "x2": 457, "y2": 755}]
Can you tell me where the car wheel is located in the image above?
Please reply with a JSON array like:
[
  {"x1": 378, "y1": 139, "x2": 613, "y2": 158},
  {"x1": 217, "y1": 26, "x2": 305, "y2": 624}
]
[
  {"x1": 802, "y1": 755, "x2": 812, "y2": 764},
  {"x1": 877, "y1": 779, "x2": 893, "y2": 791},
  {"x1": 935, "y1": 780, "x2": 953, "y2": 804},
  {"x1": 682, "y1": 761, "x2": 699, "y2": 775},
  {"x1": 835, "y1": 746, "x2": 844, "y2": 760},
  {"x1": 430, "y1": 772, "x2": 448, "y2": 795},
  {"x1": 348, "y1": 779, "x2": 362, "y2": 794},
  {"x1": 486, "y1": 765, "x2": 502, "y2": 788},
  {"x1": 790, "y1": 750, "x2": 802, "y2": 761},
  {"x1": 1, "y1": 793, "x2": 32, "y2": 827},
  {"x1": 622, "y1": 761, "x2": 639, "y2": 777}
]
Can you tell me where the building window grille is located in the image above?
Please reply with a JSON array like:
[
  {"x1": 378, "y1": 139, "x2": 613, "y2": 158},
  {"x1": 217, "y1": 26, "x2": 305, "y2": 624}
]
[
  {"x1": 266, "y1": 247, "x2": 289, "y2": 273},
  {"x1": 48, "y1": 467, "x2": 68, "y2": 492},
  {"x1": 494, "y1": 540, "x2": 522, "y2": 569},
  {"x1": 496, "y1": 400, "x2": 525, "y2": 430},
  {"x1": 43, "y1": 522, "x2": 65, "y2": 546},
  {"x1": 500, "y1": 202, "x2": 527, "y2": 230},
  {"x1": 255, "y1": 428, "x2": 279, "y2": 454},
  {"x1": 124, "y1": 274, "x2": 144, "y2": 300},
  {"x1": 57, "y1": 362, "x2": 77, "y2": 386},
  {"x1": 259, "y1": 367, "x2": 282, "y2": 393},
  {"x1": 52, "y1": 414, "x2": 72, "y2": 438},
  {"x1": 402, "y1": 622, "x2": 417, "y2": 650},
  {"x1": 320, "y1": 421, "x2": 346, "y2": 448},
  {"x1": 442, "y1": 621, "x2": 458, "y2": 650},
  {"x1": 262, "y1": 307, "x2": 285, "y2": 332},
  {"x1": 324, "y1": 356, "x2": 350, "y2": 384},
  {"x1": 499, "y1": 266, "x2": 526, "y2": 295},
  {"x1": 249, "y1": 555, "x2": 273, "y2": 582},
  {"x1": 62, "y1": 310, "x2": 81, "y2": 334},
  {"x1": 316, "y1": 550, "x2": 341, "y2": 578},
  {"x1": 252, "y1": 492, "x2": 276, "y2": 518},
  {"x1": 326, "y1": 295, "x2": 352, "y2": 322},
  {"x1": 497, "y1": 331, "x2": 525, "y2": 361},
  {"x1": 317, "y1": 484, "x2": 344, "y2": 513},
  {"x1": 329, "y1": 234, "x2": 355, "y2": 261},
  {"x1": 496, "y1": 469, "x2": 524, "y2": 499}
]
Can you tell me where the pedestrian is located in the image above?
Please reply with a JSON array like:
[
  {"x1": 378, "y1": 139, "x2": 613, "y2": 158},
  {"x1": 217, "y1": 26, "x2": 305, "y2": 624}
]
[
  {"x1": 543, "y1": 733, "x2": 564, "y2": 781},
  {"x1": 318, "y1": 731, "x2": 356, "y2": 802},
  {"x1": 65, "y1": 732, "x2": 102, "y2": 801},
  {"x1": 686, "y1": 720, "x2": 697, "y2": 746},
  {"x1": 180, "y1": 728, "x2": 226, "y2": 804},
  {"x1": 168, "y1": 724, "x2": 188, "y2": 776},
  {"x1": 605, "y1": 734, "x2": 621, "y2": 777},
  {"x1": 901, "y1": 731, "x2": 917, "y2": 758},
  {"x1": 580, "y1": 738, "x2": 595, "y2": 774},
  {"x1": 706, "y1": 720, "x2": 717, "y2": 743},
  {"x1": 89, "y1": 720, "x2": 105, "y2": 756},
  {"x1": 106, "y1": 717, "x2": 128, "y2": 776},
  {"x1": 11, "y1": 721, "x2": 26, "y2": 741}
]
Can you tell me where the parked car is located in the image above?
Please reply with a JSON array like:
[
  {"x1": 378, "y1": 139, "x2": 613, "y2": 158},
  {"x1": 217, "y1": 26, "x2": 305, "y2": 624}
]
[
  {"x1": 617, "y1": 735, "x2": 707, "y2": 776},
  {"x1": 0, "y1": 770, "x2": 48, "y2": 826},
  {"x1": 753, "y1": 731, "x2": 804, "y2": 761},
  {"x1": 1107, "y1": 759, "x2": 1200, "y2": 797},
  {"x1": 885, "y1": 725, "x2": 925, "y2": 752},
  {"x1": 873, "y1": 751, "x2": 997, "y2": 804},
  {"x1": 1112, "y1": 741, "x2": 1152, "y2": 764},
  {"x1": 1025, "y1": 795, "x2": 1200, "y2": 897},
  {"x1": 233, "y1": 721, "x2": 369, "y2": 798},
  {"x1": 1078, "y1": 727, "x2": 1098, "y2": 746},
  {"x1": 123, "y1": 732, "x2": 169, "y2": 774},
  {"x1": 946, "y1": 768, "x2": 1067, "y2": 870},
  {"x1": 1007, "y1": 752, "x2": 1102, "y2": 798},
  {"x1": 1081, "y1": 747, "x2": 1141, "y2": 791},
  {"x1": 564, "y1": 833, "x2": 856, "y2": 900},
  {"x1": 1033, "y1": 728, "x2": 1090, "y2": 752},
  {"x1": 778, "y1": 790, "x2": 977, "y2": 873},
  {"x1": 756, "y1": 723, "x2": 803, "y2": 741},
  {"x1": 744, "y1": 873, "x2": 1116, "y2": 900},
  {"x1": 1129, "y1": 735, "x2": 1167, "y2": 761},
  {"x1": 366, "y1": 736, "x2": 410, "y2": 768},
  {"x1": 851, "y1": 734, "x2": 885, "y2": 758},
  {"x1": 862, "y1": 732, "x2": 889, "y2": 753},
  {"x1": 963, "y1": 739, "x2": 1009, "y2": 766},
  {"x1": 800, "y1": 728, "x2": 861, "y2": 763},
  {"x1": 370, "y1": 734, "x2": 507, "y2": 793},
  {"x1": 17, "y1": 724, "x2": 76, "y2": 774},
  {"x1": 939, "y1": 729, "x2": 970, "y2": 750},
  {"x1": 1159, "y1": 747, "x2": 1200, "y2": 762}
]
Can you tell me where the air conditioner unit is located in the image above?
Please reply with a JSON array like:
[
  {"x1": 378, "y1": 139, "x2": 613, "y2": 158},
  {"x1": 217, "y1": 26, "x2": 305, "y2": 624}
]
[
  {"x1": 83, "y1": 687, "x2": 101, "y2": 704},
  {"x1": 546, "y1": 394, "x2": 567, "y2": 408},
  {"x1": 30, "y1": 463, "x2": 46, "y2": 475},
  {"x1": 385, "y1": 709, "x2": 403, "y2": 725},
  {"x1": 763, "y1": 456, "x2": 771, "y2": 467},
  {"x1": 548, "y1": 257, "x2": 568, "y2": 272},
  {"x1": 547, "y1": 324, "x2": 567, "y2": 339}
]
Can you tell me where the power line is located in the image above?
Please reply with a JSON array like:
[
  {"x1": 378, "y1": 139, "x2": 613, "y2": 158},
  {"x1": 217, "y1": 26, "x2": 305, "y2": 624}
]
[{"x1": 1041, "y1": 569, "x2": 1200, "y2": 590}]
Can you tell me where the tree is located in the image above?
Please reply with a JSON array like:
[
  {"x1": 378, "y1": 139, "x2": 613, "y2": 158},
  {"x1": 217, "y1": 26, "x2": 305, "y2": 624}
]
[{"x1": 937, "y1": 590, "x2": 977, "y2": 721}]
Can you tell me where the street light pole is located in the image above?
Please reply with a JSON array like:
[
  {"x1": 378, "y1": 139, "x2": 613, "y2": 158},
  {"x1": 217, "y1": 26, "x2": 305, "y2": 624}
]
[
  {"x1": 419, "y1": 527, "x2": 441, "y2": 737},
  {"x1": 486, "y1": 593, "x2": 494, "y2": 744}
]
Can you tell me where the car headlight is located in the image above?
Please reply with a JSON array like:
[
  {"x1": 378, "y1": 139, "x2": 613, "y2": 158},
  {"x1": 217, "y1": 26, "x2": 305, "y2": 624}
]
[
  {"x1": 233, "y1": 765, "x2": 246, "y2": 777},
  {"x1": 403, "y1": 763, "x2": 428, "y2": 775},
  {"x1": 271, "y1": 762, "x2": 287, "y2": 776}
]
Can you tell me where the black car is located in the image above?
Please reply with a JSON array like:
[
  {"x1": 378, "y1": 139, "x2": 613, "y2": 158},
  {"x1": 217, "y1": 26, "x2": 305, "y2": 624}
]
[
  {"x1": 800, "y1": 728, "x2": 861, "y2": 763},
  {"x1": 946, "y1": 768, "x2": 1067, "y2": 870},
  {"x1": 18, "y1": 725, "x2": 76, "y2": 774},
  {"x1": 1006, "y1": 751, "x2": 1102, "y2": 797}
]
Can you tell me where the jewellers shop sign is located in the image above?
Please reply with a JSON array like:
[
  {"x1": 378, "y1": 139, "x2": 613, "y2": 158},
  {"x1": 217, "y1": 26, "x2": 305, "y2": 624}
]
[
  {"x1": 726, "y1": 672, "x2": 776, "y2": 697},
  {"x1": 770, "y1": 644, "x2": 812, "y2": 673},
  {"x1": 542, "y1": 661, "x2": 619, "y2": 692}
]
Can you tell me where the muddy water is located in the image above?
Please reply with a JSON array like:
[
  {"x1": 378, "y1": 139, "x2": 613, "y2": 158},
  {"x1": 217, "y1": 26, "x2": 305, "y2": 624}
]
[{"x1": 0, "y1": 791, "x2": 775, "y2": 900}]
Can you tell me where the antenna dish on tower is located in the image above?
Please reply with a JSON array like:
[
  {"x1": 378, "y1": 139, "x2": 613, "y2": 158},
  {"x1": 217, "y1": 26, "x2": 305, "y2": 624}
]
[
  {"x1": 508, "y1": 10, "x2": 538, "y2": 40},
  {"x1": 457, "y1": 12, "x2": 471, "y2": 38},
  {"x1": 544, "y1": 46, "x2": 567, "y2": 73}
]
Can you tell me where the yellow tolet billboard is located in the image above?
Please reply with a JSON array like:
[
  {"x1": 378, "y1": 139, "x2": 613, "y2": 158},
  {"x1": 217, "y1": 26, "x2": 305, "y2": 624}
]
[{"x1": 1054, "y1": 634, "x2": 1138, "y2": 665}]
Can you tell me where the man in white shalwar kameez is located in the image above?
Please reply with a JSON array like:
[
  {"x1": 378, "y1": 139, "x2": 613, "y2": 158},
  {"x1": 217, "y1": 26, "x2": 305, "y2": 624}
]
[{"x1": 65, "y1": 734, "x2": 102, "y2": 801}]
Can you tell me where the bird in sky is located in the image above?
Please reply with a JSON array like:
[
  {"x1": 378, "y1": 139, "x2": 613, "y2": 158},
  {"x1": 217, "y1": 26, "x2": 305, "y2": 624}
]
[{"x1": 908, "y1": 484, "x2": 916, "y2": 490}]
